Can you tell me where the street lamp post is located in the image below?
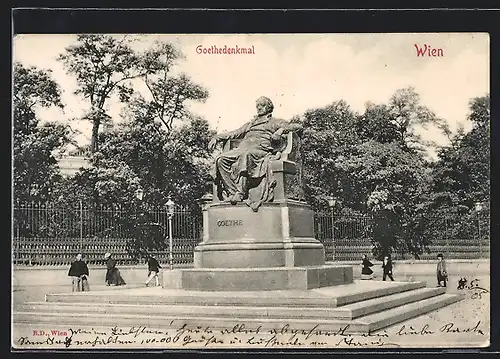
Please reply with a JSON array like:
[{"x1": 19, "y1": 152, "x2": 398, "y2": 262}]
[
  {"x1": 135, "y1": 188, "x2": 144, "y2": 202},
  {"x1": 135, "y1": 188, "x2": 145, "y2": 263},
  {"x1": 79, "y1": 198, "x2": 83, "y2": 254},
  {"x1": 475, "y1": 202, "x2": 483, "y2": 258},
  {"x1": 326, "y1": 196, "x2": 337, "y2": 262},
  {"x1": 166, "y1": 195, "x2": 175, "y2": 270}
]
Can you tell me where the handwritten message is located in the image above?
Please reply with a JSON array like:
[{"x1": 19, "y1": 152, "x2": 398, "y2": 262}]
[
  {"x1": 457, "y1": 278, "x2": 490, "y2": 300},
  {"x1": 14, "y1": 320, "x2": 487, "y2": 349}
]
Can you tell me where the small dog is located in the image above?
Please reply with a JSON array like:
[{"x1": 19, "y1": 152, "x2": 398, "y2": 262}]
[{"x1": 457, "y1": 277, "x2": 468, "y2": 290}]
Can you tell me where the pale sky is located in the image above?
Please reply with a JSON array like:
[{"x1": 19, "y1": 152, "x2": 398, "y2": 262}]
[{"x1": 13, "y1": 33, "x2": 490, "y2": 157}]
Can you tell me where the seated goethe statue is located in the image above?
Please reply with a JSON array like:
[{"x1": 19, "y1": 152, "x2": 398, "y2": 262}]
[{"x1": 208, "y1": 96, "x2": 302, "y2": 211}]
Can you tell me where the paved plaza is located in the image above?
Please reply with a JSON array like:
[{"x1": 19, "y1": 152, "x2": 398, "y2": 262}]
[{"x1": 12, "y1": 268, "x2": 490, "y2": 349}]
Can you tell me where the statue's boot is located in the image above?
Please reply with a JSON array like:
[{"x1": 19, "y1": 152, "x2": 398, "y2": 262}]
[
  {"x1": 230, "y1": 193, "x2": 243, "y2": 205},
  {"x1": 249, "y1": 200, "x2": 261, "y2": 212}
]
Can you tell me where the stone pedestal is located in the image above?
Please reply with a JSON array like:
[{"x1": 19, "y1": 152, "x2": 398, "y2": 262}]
[
  {"x1": 194, "y1": 200, "x2": 324, "y2": 268},
  {"x1": 164, "y1": 265, "x2": 353, "y2": 291},
  {"x1": 163, "y1": 200, "x2": 353, "y2": 291}
]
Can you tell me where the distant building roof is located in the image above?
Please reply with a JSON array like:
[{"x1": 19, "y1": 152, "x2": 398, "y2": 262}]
[
  {"x1": 56, "y1": 154, "x2": 90, "y2": 177},
  {"x1": 68, "y1": 145, "x2": 91, "y2": 157}
]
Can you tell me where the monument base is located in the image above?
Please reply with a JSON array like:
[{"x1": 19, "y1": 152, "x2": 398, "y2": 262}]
[
  {"x1": 163, "y1": 265, "x2": 353, "y2": 291},
  {"x1": 195, "y1": 200, "x2": 326, "y2": 268},
  {"x1": 194, "y1": 240, "x2": 325, "y2": 268}
]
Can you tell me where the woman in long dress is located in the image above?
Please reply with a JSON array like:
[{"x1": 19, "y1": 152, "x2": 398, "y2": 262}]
[
  {"x1": 104, "y1": 253, "x2": 126, "y2": 286},
  {"x1": 361, "y1": 254, "x2": 374, "y2": 280}
]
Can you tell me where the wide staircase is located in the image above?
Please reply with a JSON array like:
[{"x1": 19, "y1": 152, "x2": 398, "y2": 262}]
[{"x1": 13, "y1": 280, "x2": 462, "y2": 334}]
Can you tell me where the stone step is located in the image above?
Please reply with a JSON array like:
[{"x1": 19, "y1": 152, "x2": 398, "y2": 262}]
[
  {"x1": 18, "y1": 287, "x2": 445, "y2": 321},
  {"x1": 324, "y1": 281, "x2": 426, "y2": 306},
  {"x1": 13, "y1": 310, "x2": 368, "y2": 333},
  {"x1": 44, "y1": 281, "x2": 426, "y2": 308},
  {"x1": 337, "y1": 287, "x2": 447, "y2": 319},
  {"x1": 357, "y1": 294, "x2": 464, "y2": 332},
  {"x1": 13, "y1": 293, "x2": 462, "y2": 334}
]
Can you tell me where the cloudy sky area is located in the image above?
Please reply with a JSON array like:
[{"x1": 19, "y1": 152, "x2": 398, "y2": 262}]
[{"x1": 13, "y1": 33, "x2": 489, "y2": 157}]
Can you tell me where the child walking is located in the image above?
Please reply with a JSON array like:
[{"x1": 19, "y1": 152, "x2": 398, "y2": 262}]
[
  {"x1": 145, "y1": 255, "x2": 162, "y2": 287},
  {"x1": 436, "y1": 253, "x2": 448, "y2": 287}
]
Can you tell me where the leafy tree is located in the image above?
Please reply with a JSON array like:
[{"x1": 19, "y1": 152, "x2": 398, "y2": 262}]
[
  {"x1": 418, "y1": 94, "x2": 491, "y2": 249},
  {"x1": 51, "y1": 37, "x2": 212, "y2": 258},
  {"x1": 299, "y1": 100, "x2": 361, "y2": 210},
  {"x1": 297, "y1": 90, "x2": 445, "y2": 258},
  {"x1": 58, "y1": 35, "x2": 145, "y2": 153},
  {"x1": 343, "y1": 141, "x2": 431, "y2": 214},
  {"x1": 355, "y1": 103, "x2": 400, "y2": 144},
  {"x1": 138, "y1": 41, "x2": 209, "y2": 131},
  {"x1": 59, "y1": 36, "x2": 209, "y2": 154},
  {"x1": 387, "y1": 86, "x2": 451, "y2": 152},
  {"x1": 13, "y1": 62, "x2": 72, "y2": 202},
  {"x1": 14, "y1": 63, "x2": 63, "y2": 137},
  {"x1": 431, "y1": 94, "x2": 490, "y2": 209},
  {"x1": 337, "y1": 140, "x2": 432, "y2": 258},
  {"x1": 101, "y1": 104, "x2": 214, "y2": 208},
  {"x1": 47, "y1": 114, "x2": 213, "y2": 258}
]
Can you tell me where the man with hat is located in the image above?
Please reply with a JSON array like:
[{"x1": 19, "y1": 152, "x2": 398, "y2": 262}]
[{"x1": 436, "y1": 253, "x2": 448, "y2": 288}]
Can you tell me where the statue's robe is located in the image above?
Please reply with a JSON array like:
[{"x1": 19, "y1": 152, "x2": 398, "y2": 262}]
[{"x1": 211, "y1": 114, "x2": 300, "y2": 210}]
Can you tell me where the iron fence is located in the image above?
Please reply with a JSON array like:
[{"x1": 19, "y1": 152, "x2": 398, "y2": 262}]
[
  {"x1": 12, "y1": 202, "x2": 490, "y2": 266},
  {"x1": 13, "y1": 201, "x2": 202, "y2": 266},
  {"x1": 314, "y1": 211, "x2": 490, "y2": 261}
]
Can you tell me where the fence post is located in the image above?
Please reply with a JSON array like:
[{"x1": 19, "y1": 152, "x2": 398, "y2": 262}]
[
  {"x1": 331, "y1": 209, "x2": 336, "y2": 262},
  {"x1": 168, "y1": 213, "x2": 173, "y2": 270},
  {"x1": 445, "y1": 218, "x2": 449, "y2": 258},
  {"x1": 478, "y1": 215, "x2": 482, "y2": 259},
  {"x1": 15, "y1": 219, "x2": 19, "y2": 265},
  {"x1": 79, "y1": 199, "x2": 83, "y2": 253},
  {"x1": 315, "y1": 217, "x2": 322, "y2": 255}
]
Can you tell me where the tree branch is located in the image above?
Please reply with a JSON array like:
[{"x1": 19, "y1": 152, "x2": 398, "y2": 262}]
[
  {"x1": 144, "y1": 74, "x2": 160, "y2": 104},
  {"x1": 98, "y1": 70, "x2": 113, "y2": 109},
  {"x1": 155, "y1": 114, "x2": 171, "y2": 130},
  {"x1": 103, "y1": 71, "x2": 149, "y2": 102},
  {"x1": 159, "y1": 71, "x2": 169, "y2": 122},
  {"x1": 166, "y1": 91, "x2": 182, "y2": 130},
  {"x1": 89, "y1": 50, "x2": 104, "y2": 106}
]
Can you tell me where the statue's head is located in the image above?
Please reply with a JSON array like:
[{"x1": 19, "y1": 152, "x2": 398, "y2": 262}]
[{"x1": 256, "y1": 96, "x2": 274, "y2": 116}]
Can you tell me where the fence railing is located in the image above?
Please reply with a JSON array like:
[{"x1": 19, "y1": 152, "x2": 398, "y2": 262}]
[
  {"x1": 13, "y1": 202, "x2": 202, "y2": 266},
  {"x1": 12, "y1": 202, "x2": 490, "y2": 266},
  {"x1": 314, "y1": 211, "x2": 490, "y2": 261}
]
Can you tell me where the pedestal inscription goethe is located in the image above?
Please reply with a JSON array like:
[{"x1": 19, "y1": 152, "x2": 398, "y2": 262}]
[{"x1": 163, "y1": 96, "x2": 353, "y2": 291}]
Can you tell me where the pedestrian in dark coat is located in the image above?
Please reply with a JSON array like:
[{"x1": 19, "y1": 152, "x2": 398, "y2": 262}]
[
  {"x1": 68, "y1": 253, "x2": 90, "y2": 292},
  {"x1": 104, "y1": 253, "x2": 126, "y2": 286},
  {"x1": 436, "y1": 253, "x2": 448, "y2": 287},
  {"x1": 145, "y1": 255, "x2": 162, "y2": 287},
  {"x1": 361, "y1": 254, "x2": 374, "y2": 280},
  {"x1": 382, "y1": 255, "x2": 395, "y2": 281}
]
